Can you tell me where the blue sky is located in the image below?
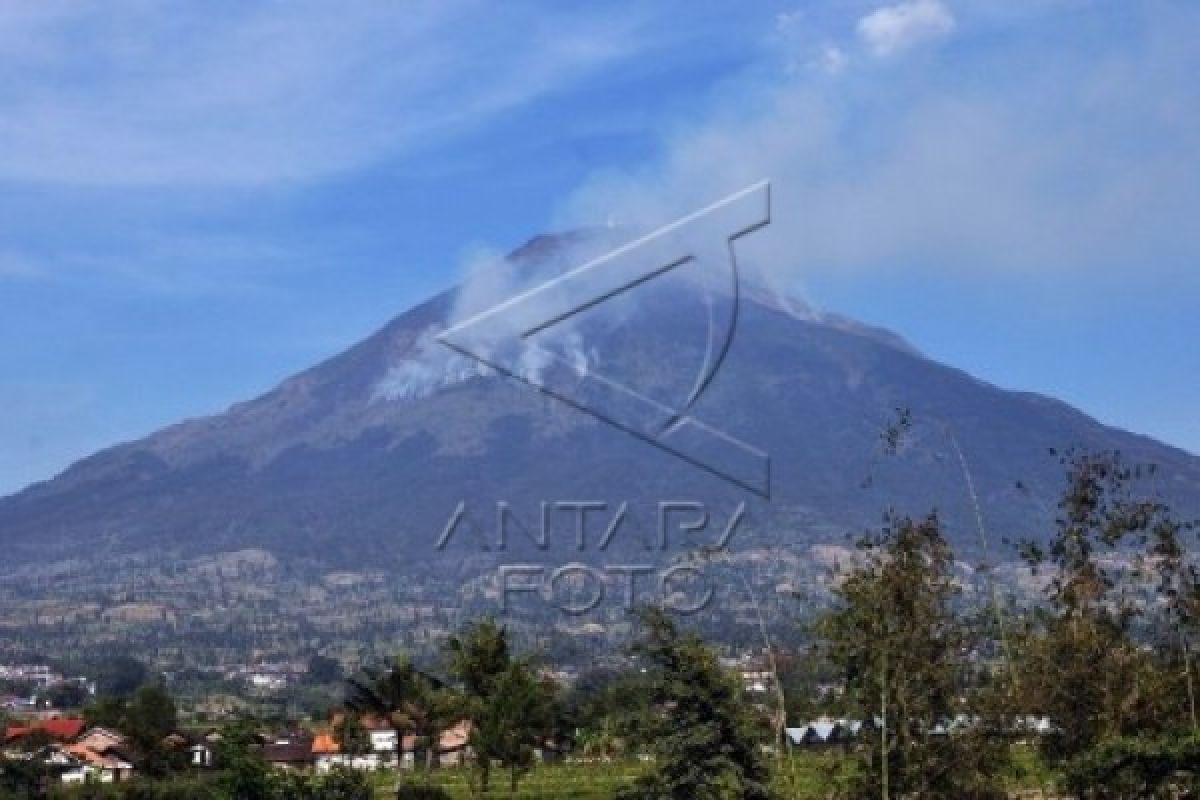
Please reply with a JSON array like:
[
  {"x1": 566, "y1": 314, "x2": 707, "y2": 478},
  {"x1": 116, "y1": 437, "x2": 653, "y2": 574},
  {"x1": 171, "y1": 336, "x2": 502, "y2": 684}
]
[{"x1": 0, "y1": 0, "x2": 1197, "y2": 495}]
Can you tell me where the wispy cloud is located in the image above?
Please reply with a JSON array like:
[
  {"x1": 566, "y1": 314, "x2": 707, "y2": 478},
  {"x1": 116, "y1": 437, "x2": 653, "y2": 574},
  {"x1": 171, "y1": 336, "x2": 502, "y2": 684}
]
[
  {"x1": 0, "y1": 251, "x2": 42, "y2": 280},
  {"x1": 857, "y1": 0, "x2": 956, "y2": 58},
  {"x1": 560, "y1": 2, "x2": 1200, "y2": 283},
  {"x1": 0, "y1": 2, "x2": 653, "y2": 187}
]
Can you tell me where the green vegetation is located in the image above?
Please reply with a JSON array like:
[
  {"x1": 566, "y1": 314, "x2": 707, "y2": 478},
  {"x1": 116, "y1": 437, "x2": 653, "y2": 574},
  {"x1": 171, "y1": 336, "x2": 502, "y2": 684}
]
[
  {"x1": 86, "y1": 685, "x2": 186, "y2": 777},
  {"x1": 616, "y1": 608, "x2": 773, "y2": 800},
  {"x1": 335, "y1": 712, "x2": 373, "y2": 758},
  {"x1": 345, "y1": 656, "x2": 456, "y2": 777},
  {"x1": 446, "y1": 619, "x2": 561, "y2": 797},
  {"x1": 394, "y1": 783, "x2": 452, "y2": 800},
  {"x1": 818, "y1": 513, "x2": 1009, "y2": 798},
  {"x1": 1009, "y1": 450, "x2": 1200, "y2": 796},
  {"x1": 1061, "y1": 732, "x2": 1200, "y2": 798},
  {"x1": 10, "y1": 447, "x2": 1200, "y2": 799}
]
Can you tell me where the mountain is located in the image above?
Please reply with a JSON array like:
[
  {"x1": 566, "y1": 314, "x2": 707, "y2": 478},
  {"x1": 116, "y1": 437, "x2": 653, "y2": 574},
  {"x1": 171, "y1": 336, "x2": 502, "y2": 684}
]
[{"x1": 3, "y1": 233, "x2": 1199, "y2": 578}]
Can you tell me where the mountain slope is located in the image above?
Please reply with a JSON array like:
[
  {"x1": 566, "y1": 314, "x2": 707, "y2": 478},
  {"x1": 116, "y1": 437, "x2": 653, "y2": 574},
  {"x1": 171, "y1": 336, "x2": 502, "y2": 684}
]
[{"x1": 2, "y1": 234, "x2": 1199, "y2": 573}]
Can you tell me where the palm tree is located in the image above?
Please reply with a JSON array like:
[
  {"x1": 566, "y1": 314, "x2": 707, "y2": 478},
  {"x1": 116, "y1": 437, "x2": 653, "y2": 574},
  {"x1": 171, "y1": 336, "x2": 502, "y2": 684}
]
[{"x1": 345, "y1": 655, "x2": 456, "y2": 776}]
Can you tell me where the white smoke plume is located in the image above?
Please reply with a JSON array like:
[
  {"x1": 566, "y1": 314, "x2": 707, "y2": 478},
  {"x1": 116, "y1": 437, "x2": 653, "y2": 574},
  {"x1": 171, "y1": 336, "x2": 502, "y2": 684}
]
[
  {"x1": 555, "y1": 2, "x2": 1200, "y2": 285},
  {"x1": 373, "y1": 245, "x2": 600, "y2": 402},
  {"x1": 377, "y1": 3, "x2": 1200, "y2": 404}
]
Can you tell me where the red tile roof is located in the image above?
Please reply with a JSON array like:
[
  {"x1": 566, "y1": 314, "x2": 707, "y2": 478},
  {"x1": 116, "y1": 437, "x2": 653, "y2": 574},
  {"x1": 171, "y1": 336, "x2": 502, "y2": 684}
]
[{"x1": 4, "y1": 717, "x2": 86, "y2": 743}]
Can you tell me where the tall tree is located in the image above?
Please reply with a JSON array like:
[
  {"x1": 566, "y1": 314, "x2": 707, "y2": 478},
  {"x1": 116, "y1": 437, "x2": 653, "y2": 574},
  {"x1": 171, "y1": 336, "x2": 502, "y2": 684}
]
[
  {"x1": 471, "y1": 661, "x2": 558, "y2": 798},
  {"x1": 446, "y1": 618, "x2": 511, "y2": 699},
  {"x1": 92, "y1": 655, "x2": 149, "y2": 699},
  {"x1": 1017, "y1": 450, "x2": 1193, "y2": 761},
  {"x1": 0, "y1": 752, "x2": 51, "y2": 799},
  {"x1": 820, "y1": 513, "x2": 1008, "y2": 799},
  {"x1": 616, "y1": 607, "x2": 773, "y2": 800},
  {"x1": 345, "y1": 655, "x2": 455, "y2": 775},
  {"x1": 445, "y1": 618, "x2": 514, "y2": 796},
  {"x1": 84, "y1": 683, "x2": 184, "y2": 777},
  {"x1": 1146, "y1": 504, "x2": 1200, "y2": 732},
  {"x1": 334, "y1": 711, "x2": 372, "y2": 757},
  {"x1": 308, "y1": 654, "x2": 344, "y2": 685}
]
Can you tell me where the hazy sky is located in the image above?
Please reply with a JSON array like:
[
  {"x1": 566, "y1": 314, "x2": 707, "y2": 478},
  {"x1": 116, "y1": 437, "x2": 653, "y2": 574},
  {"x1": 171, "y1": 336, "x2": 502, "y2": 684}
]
[{"x1": 1, "y1": 0, "x2": 1197, "y2": 495}]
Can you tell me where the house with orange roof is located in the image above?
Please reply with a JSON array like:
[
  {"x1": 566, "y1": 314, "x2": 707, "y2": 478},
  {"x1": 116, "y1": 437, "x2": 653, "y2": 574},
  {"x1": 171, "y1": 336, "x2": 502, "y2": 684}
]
[
  {"x1": 311, "y1": 732, "x2": 339, "y2": 756},
  {"x1": 312, "y1": 731, "x2": 368, "y2": 772},
  {"x1": 316, "y1": 715, "x2": 474, "y2": 771},
  {"x1": 3, "y1": 717, "x2": 86, "y2": 746},
  {"x1": 435, "y1": 720, "x2": 472, "y2": 767},
  {"x1": 399, "y1": 721, "x2": 473, "y2": 768},
  {"x1": 63, "y1": 742, "x2": 135, "y2": 783},
  {"x1": 74, "y1": 727, "x2": 126, "y2": 753}
]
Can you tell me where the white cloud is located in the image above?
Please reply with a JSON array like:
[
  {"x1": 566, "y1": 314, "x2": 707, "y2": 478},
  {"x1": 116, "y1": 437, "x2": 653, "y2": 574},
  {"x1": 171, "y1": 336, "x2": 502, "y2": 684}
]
[
  {"x1": 857, "y1": 0, "x2": 956, "y2": 57},
  {"x1": 816, "y1": 44, "x2": 849, "y2": 75},
  {"x1": 0, "y1": 2, "x2": 653, "y2": 187},
  {"x1": 771, "y1": 11, "x2": 850, "y2": 76},
  {"x1": 560, "y1": 3, "x2": 1200, "y2": 283}
]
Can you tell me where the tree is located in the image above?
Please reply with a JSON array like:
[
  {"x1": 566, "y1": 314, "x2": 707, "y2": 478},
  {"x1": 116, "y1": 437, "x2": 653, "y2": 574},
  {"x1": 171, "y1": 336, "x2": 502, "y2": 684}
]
[
  {"x1": 125, "y1": 684, "x2": 179, "y2": 743},
  {"x1": 43, "y1": 680, "x2": 89, "y2": 709},
  {"x1": 820, "y1": 513, "x2": 1007, "y2": 799},
  {"x1": 334, "y1": 711, "x2": 372, "y2": 757},
  {"x1": 216, "y1": 720, "x2": 275, "y2": 800},
  {"x1": 308, "y1": 654, "x2": 344, "y2": 685},
  {"x1": 7, "y1": 728, "x2": 56, "y2": 754},
  {"x1": 1062, "y1": 731, "x2": 1200, "y2": 798},
  {"x1": 445, "y1": 618, "x2": 513, "y2": 796},
  {"x1": 471, "y1": 661, "x2": 558, "y2": 798},
  {"x1": 1140, "y1": 473, "x2": 1200, "y2": 733},
  {"x1": 446, "y1": 618, "x2": 511, "y2": 700},
  {"x1": 93, "y1": 655, "x2": 150, "y2": 699},
  {"x1": 85, "y1": 695, "x2": 131, "y2": 730},
  {"x1": 346, "y1": 655, "x2": 455, "y2": 774},
  {"x1": 311, "y1": 764, "x2": 374, "y2": 800},
  {"x1": 219, "y1": 746, "x2": 275, "y2": 800},
  {"x1": 1017, "y1": 450, "x2": 1194, "y2": 761},
  {"x1": 616, "y1": 608, "x2": 773, "y2": 800},
  {"x1": 0, "y1": 751, "x2": 50, "y2": 799},
  {"x1": 84, "y1": 684, "x2": 184, "y2": 777},
  {"x1": 563, "y1": 666, "x2": 652, "y2": 761}
]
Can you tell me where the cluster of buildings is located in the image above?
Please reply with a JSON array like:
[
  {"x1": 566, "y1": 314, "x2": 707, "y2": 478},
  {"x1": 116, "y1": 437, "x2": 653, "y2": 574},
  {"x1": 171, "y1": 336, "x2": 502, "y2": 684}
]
[
  {"x1": 0, "y1": 665, "x2": 62, "y2": 689},
  {"x1": 266, "y1": 716, "x2": 474, "y2": 773},
  {"x1": 0, "y1": 712, "x2": 484, "y2": 786},
  {"x1": 222, "y1": 662, "x2": 307, "y2": 692},
  {"x1": 2, "y1": 718, "x2": 153, "y2": 785},
  {"x1": 719, "y1": 654, "x2": 776, "y2": 696},
  {"x1": 785, "y1": 715, "x2": 1058, "y2": 749},
  {"x1": 0, "y1": 663, "x2": 96, "y2": 712},
  {"x1": 786, "y1": 718, "x2": 874, "y2": 748},
  {"x1": 0, "y1": 695, "x2": 38, "y2": 714}
]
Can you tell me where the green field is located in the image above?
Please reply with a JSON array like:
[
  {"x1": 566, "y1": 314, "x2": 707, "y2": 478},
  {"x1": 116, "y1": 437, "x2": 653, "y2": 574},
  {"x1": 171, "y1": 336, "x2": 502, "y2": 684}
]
[
  {"x1": 381, "y1": 762, "x2": 644, "y2": 799},
  {"x1": 373, "y1": 745, "x2": 1059, "y2": 799}
]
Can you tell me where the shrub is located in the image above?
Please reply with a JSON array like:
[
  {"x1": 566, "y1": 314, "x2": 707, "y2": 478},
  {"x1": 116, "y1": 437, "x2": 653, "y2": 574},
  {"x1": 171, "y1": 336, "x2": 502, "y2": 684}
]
[
  {"x1": 312, "y1": 766, "x2": 373, "y2": 800},
  {"x1": 395, "y1": 782, "x2": 452, "y2": 800},
  {"x1": 1064, "y1": 733, "x2": 1200, "y2": 799}
]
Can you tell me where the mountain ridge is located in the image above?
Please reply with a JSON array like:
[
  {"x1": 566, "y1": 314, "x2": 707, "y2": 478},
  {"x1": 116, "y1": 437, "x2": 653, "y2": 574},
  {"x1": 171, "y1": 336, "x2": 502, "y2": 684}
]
[{"x1": 2, "y1": 233, "x2": 1199, "y2": 574}]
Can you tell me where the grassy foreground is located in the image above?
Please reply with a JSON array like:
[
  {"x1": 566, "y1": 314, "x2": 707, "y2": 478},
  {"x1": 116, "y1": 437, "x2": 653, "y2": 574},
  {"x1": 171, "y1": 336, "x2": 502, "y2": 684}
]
[
  {"x1": 370, "y1": 745, "x2": 1059, "y2": 799},
  {"x1": 373, "y1": 762, "x2": 645, "y2": 799}
]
